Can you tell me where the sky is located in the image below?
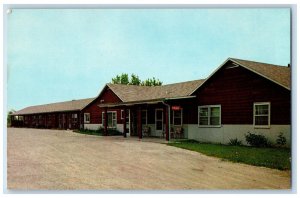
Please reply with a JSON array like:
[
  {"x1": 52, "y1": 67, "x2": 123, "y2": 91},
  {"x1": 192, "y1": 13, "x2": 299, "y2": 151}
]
[{"x1": 6, "y1": 8, "x2": 290, "y2": 111}]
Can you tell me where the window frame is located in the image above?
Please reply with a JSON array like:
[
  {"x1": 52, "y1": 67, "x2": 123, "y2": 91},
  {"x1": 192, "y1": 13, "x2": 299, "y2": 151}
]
[
  {"x1": 253, "y1": 102, "x2": 271, "y2": 128},
  {"x1": 121, "y1": 110, "x2": 124, "y2": 119},
  {"x1": 198, "y1": 105, "x2": 221, "y2": 128},
  {"x1": 84, "y1": 113, "x2": 90, "y2": 124},
  {"x1": 172, "y1": 109, "x2": 183, "y2": 126},
  {"x1": 102, "y1": 111, "x2": 117, "y2": 129}
]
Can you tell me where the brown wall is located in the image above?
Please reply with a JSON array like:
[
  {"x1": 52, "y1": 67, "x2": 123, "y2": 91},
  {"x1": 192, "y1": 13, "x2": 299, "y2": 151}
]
[
  {"x1": 82, "y1": 86, "x2": 123, "y2": 124},
  {"x1": 190, "y1": 63, "x2": 291, "y2": 125},
  {"x1": 16, "y1": 111, "x2": 80, "y2": 129}
]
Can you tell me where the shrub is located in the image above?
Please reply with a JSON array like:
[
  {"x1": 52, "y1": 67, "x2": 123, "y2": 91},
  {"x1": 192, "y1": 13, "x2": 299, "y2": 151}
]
[
  {"x1": 276, "y1": 132, "x2": 287, "y2": 146},
  {"x1": 245, "y1": 132, "x2": 271, "y2": 147},
  {"x1": 97, "y1": 127, "x2": 122, "y2": 136},
  {"x1": 228, "y1": 138, "x2": 242, "y2": 146}
]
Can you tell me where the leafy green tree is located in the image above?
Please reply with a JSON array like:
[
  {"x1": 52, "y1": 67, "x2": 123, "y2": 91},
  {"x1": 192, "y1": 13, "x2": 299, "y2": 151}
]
[
  {"x1": 112, "y1": 73, "x2": 162, "y2": 86},
  {"x1": 129, "y1": 74, "x2": 141, "y2": 85},
  {"x1": 111, "y1": 73, "x2": 129, "y2": 85},
  {"x1": 141, "y1": 77, "x2": 163, "y2": 86},
  {"x1": 7, "y1": 109, "x2": 16, "y2": 127}
]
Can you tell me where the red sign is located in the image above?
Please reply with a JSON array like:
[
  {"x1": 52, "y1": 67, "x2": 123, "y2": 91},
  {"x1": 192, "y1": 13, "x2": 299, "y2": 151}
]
[{"x1": 171, "y1": 106, "x2": 181, "y2": 111}]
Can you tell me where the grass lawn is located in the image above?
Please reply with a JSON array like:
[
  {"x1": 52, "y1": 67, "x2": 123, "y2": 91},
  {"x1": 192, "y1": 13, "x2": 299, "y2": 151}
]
[
  {"x1": 167, "y1": 140, "x2": 291, "y2": 170},
  {"x1": 73, "y1": 129, "x2": 122, "y2": 136}
]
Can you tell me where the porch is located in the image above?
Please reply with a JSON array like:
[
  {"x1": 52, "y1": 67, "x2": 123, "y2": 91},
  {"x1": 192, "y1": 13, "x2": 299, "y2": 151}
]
[{"x1": 99, "y1": 100, "x2": 189, "y2": 141}]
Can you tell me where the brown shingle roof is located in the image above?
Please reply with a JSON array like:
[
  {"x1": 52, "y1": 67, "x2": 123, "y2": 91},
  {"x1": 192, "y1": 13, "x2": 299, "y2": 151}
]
[
  {"x1": 107, "y1": 79, "x2": 205, "y2": 102},
  {"x1": 230, "y1": 58, "x2": 291, "y2": 89},
  {"x1": 13, "y1": 98, "x2": 95, "y2": 115}
]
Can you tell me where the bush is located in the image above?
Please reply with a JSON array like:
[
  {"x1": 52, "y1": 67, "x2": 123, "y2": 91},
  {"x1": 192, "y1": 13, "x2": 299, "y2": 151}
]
[
  {"x1": 245, "y1": 132, "x2": 271, "y2": 147},
  {"x1": 276, "y1": 132, "x2": 287, "y2": 146},
  {"x1": 228, "y1": 138, "x2": 242, "y2": 146},
  {"x1": 97, "y1": 127, "x2": 122, "y2": 136}
]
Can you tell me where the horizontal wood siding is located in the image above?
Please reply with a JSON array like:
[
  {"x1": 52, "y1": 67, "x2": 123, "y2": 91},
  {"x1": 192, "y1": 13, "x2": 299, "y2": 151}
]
[
  {"x1": 192, "y1": 64, "x2": 290, "y2": 125},
  {"x1": 82, "y1": 87, "x2": 122, "y2": 124},
  {"x1": 14, "y1": 111, "x2": 80, "y2": 129}
]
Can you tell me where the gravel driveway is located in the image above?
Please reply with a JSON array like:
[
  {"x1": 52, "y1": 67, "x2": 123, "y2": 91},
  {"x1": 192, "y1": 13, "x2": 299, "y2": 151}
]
[{"x1": 7, "y1": 128, "x2": 290, "y2": 190}]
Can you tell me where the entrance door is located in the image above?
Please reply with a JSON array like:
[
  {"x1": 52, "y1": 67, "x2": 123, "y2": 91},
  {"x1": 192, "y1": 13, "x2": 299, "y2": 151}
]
[{"x1": 155, "y1": 109, "x2": 164, "y2": 134}]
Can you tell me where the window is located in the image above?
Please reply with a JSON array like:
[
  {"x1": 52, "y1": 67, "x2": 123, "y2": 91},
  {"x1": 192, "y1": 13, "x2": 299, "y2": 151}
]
[
  {"x1": 121, "y1": 109, "x2": 130, "y2": 120},
  {"x1": 72, "y1": 113, "x2": 78, "y2": 122},
  {"x1": 142, "y1": 110, "x2": 147, "y2": 125},
  {"x1": 198, "y1": 105, "x2": 221, "y2": 127},
  {"x1": 84, "y1": 113, "x2": 90, "y2": 123},
  {"x1": 173, "y1": 109, "x2": 182, "y2": 126},
  {"x1": 102, "y1": 111, "x2": 117, "y2": 128},
  {"x1": 254, "y1": 102, "x2": 270, "y2": 127}
]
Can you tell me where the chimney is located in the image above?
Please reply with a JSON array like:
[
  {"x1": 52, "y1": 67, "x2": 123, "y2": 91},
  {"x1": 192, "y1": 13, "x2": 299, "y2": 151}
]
[{"x1": 288, "y1": 64, "x2": 290, "y2": 67}]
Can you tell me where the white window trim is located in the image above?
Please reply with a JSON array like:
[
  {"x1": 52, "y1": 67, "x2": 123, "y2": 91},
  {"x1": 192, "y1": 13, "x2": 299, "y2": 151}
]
[
  {"x1": 84, "y1": 113, "x2": 90, "y2": 123},
  {"x1": 102, "y1": 111, "x2": 117, "y2": 129},
  {"x1": 121, "y1": 110, "x2": 124, "y2": 119},
  {"x1": 198, "y1": 105, "x2": 221, "y2": 128},
  {"x1": 172, "y1": 109, "x2": 183, "y2": 126},
  {"x1": 253, "y1": 102, "x2": 271, "y2": 129}
]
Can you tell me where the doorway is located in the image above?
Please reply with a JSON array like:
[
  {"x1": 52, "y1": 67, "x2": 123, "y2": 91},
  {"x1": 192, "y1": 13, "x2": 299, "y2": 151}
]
[{"x1": 155, "y1": 109, "x2": 163, "y2": 135}]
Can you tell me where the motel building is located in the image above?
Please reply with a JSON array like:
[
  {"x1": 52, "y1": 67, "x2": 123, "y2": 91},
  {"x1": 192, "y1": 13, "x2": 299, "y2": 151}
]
[{"x1": 10, "y1": 58, "x2": 291, "y2": 146}]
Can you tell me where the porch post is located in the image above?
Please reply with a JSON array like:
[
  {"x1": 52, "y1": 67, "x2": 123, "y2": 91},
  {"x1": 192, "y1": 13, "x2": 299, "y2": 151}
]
[
  {"x1": 123, "y1": 107, "x2": 127, "y2": 138},
  {"x1": 138, "y1": 107, "x2": 142, "y2": 139},
  {"x1": 104, "y1": 107, "x2": 108, "y2": 136},
  {"x1": 165, "y1": 106, "x2": 169, "y2": 141}
]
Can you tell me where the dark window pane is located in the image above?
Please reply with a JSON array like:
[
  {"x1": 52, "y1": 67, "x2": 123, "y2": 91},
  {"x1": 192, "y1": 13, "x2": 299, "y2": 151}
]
[
  {"x1": 174, "y1": 118, "x2": 181, "y2": 125},
  {"x1": 210, "y1": 117, "x2": 220, "y2": 125},
  {"x1": 199, "y1": 117, "x2": 208, "y2": 125},
  {"x1": 211, "y1": 107, "x2": 220, "y2": 117},
  {"x1": 255, "y1": 116, "x2": 268, "y2": 125},
  {"x1": 199, "y1": 108, "x2": 208, "y2": 116},
  {"x1": 156, "y1": 121, "x2": 163, "y2": 130},
  {"x1": 255, "y1": 105, "x2": 269, "y2": 115}
]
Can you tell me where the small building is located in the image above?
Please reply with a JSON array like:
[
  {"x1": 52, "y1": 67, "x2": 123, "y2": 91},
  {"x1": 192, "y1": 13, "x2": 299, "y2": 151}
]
[
  {"x1": 11, "y1": 98, "x2": 94, "y2": 130},
  {"x1": 11, "y1": 58, "x2": 291, "y2": 145}
]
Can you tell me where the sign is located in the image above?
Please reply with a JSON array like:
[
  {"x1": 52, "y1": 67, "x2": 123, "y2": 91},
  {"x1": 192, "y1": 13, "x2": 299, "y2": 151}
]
[{"x1": 171, "y1": 106, "x2": 181, "y2": 111}]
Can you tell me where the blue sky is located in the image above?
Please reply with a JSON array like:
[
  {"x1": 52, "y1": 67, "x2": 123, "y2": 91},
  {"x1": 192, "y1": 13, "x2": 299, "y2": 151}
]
[{"x1": 7, "y1": 8, "x2": 290, "y2": 111}]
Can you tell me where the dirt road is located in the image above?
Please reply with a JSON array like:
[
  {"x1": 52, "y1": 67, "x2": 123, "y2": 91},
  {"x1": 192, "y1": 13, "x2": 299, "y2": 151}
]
[{"x1": 7, "y1": 128, "x2": 290, "y2": 190}]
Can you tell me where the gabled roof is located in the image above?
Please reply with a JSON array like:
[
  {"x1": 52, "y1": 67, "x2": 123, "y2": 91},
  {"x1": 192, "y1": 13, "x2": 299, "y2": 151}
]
[
  {"x1": 106, "y1": 79, "x2": 205, "y2": 103},
  {"x1": 12, "y1": 98, "x2": 95, "y2": 115},
  {"x1": 231, "y1": 58, "x2": 291, "y2": 90},
  {"x1": 191, "y1": 57, "x2": 291, "y2": 94}
]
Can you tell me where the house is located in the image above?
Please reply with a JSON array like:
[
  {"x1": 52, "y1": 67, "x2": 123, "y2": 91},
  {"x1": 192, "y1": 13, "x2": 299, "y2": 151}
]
[
  {"x1": 10, "y1": 98, "x2": 94, "y2": 130},
  {"x1": 10, "y1": 58, "x2": 291, "y2": 145}
]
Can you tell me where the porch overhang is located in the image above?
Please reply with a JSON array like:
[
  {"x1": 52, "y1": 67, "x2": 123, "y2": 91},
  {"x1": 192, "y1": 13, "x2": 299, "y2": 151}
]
[
  {"x1": 97, "y1": 99, "x2": 163, "y2": 108},
  {"x1": 97, "y1": 95, "x2": 196, "y2": 108}
]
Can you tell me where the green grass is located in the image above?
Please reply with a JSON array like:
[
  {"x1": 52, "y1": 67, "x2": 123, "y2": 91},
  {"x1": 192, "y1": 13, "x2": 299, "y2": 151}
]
[
  {"x1": 73, "y1": 129, "x2": 103, "y2": 136},
  {"x1": 168, "y1": 140, "x2": 291, "y2": 170},
  {"x1": 73, "y1": 128, "x2": 123, "y2": 136}
]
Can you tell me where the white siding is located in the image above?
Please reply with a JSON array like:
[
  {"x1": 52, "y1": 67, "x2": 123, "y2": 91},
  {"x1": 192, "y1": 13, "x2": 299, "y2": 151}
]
[
  {"x1": 187, "y1": 124, "x2": 291, "y2": 146},
  {"x1": 84, "y1": 124, "x2": 101, "y2": 131}
]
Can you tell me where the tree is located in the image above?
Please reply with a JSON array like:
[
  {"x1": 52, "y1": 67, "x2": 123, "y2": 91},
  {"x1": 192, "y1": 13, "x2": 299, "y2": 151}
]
[
  {"x1": 111, "y1": 73, "x2": 129, "y2": 85},
  {"x1": 141, "y1": 77, "x2": 163, "y2": 86},
  {"x1": 7, "y1": 109, "x2": 16, "y2": 127},
  {"x1": 111, "y1": 73, "x2": 162, "y2": 86},
  {"x1": 129, "y1": 74, "x2": 141, "y2": 85}
]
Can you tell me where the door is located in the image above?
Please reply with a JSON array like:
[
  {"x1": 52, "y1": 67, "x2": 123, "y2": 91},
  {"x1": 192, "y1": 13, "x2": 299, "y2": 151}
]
[{"x1": 155, "y1": 109, "x2": 164, "y2": 134}]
